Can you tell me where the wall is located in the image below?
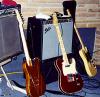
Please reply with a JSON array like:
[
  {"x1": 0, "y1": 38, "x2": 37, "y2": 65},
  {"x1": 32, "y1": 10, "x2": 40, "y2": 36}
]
[{"x1": 15, "y1": 0, "x2": 100, "y2": 65}]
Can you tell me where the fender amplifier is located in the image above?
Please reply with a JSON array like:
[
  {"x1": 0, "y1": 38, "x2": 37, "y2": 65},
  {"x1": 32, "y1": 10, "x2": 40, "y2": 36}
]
[
  {"x1": 0, "y1": 5, "x2": 22, "y2": 62},
  {"x1": 27, "y1": 16, "x2": 74, "y2": 83},
  {"x1": 27, "y1": 16, "x2": 73, "y2": 61}
]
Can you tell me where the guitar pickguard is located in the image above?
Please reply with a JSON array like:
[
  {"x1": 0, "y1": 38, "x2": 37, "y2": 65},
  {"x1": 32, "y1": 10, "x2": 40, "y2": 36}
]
[{"x1": 62, "y1": 58, "x2": 77, "y2": 76}]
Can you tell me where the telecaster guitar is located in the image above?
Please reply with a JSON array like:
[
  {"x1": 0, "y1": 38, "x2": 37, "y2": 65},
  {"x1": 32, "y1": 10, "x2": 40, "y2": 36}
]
[
  {"x1": 15, "y1": 9, "x2": 46, "y2": 97},
  {"x1": 53, "y1": 13, "x2": 83, "y2": 94},
  {"x1": 22, "y1": 58, "x2": 45, "y2": 97},
  {"x1": 67, "y1": 9, "x2": 97, "y2": 77}
]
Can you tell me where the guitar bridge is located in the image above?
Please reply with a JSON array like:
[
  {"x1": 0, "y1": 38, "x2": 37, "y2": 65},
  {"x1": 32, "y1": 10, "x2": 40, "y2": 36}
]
[{"x1": 67, "y1": 74, "x2": 74, "y2": 82}]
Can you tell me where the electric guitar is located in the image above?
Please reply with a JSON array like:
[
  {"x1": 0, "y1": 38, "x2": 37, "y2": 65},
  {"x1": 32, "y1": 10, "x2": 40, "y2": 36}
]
[
  {"x1": 53, "y1": 13, "x2": 83, "y2": 94},
  {"x1": 66, "y1": 10, "x2": 97, "y2": 77},
  {"x1": 15, "y1": 9, "x2": 46, "y2": 97}
]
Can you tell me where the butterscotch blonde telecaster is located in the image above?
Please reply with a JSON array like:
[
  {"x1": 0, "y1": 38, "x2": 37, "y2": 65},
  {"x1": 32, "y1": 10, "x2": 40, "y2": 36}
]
[{"x1": 66, "y1": 9, "x2": 97, "y2": 77}]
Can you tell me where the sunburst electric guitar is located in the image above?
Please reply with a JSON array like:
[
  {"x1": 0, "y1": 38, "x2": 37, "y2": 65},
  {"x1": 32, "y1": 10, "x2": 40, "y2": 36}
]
[
  {"x1": 66, "y1": 10, "x2": 97, "y2": 77},
  {"x1": 15, "y1": 9, "x2": 46, "y2": 97},
  {"x1": 52, "y1": 13, "x2": 83, "y2": 94}
]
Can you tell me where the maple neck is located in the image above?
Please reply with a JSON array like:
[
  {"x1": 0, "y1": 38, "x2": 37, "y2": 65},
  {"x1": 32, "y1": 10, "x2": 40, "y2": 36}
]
[
  {"x1": 53, "y1": 14, "x2": 69, "y2": 64},
  {"x1": 19, "y1": 23, "x2": 31, "y2": 65},
  {"x1": 74, "y1": 24, "x2": 85, "y2": 49},
  {"x1": 15, "y1": 9, "x2": 31, "y2": 65},
  {"x1": 67, "y1": 9, "x2": 85, "y2": 50}
]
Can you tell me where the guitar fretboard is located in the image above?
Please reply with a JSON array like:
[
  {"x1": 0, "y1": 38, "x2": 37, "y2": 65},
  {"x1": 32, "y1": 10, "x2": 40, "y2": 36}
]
[
  {"x1": 15, "y1": 9, "x2": 31, "y2": 65},
  {"x1": 67, "y1": 9, "x2": 85, "y2": 50},
  {"x1": 53, "y1": 13, "x2": 69, "y2": 64}
]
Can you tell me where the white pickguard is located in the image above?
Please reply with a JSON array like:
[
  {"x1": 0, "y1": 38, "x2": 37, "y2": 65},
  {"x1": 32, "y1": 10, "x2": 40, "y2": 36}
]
[{"x1": 62, "y1": 58, "x2": 77, "y2": 76}]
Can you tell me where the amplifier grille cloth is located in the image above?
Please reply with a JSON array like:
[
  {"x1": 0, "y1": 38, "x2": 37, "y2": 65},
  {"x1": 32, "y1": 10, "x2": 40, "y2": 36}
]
[
  {"x1": 42, "y1": 21, "x2": 73, "y2": 60},
  {"x1": 0, "y1": 15, "x2": 22, "y2": 62}
]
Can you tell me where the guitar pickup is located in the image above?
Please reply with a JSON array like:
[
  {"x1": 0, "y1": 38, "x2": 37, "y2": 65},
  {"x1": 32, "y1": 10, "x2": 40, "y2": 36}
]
[
  {"x1": 67, "y1": 74, "x2": 74, "y2": 82},
  {"x1": 65, "y1": 65, "x2": 70, "y2": 67}
]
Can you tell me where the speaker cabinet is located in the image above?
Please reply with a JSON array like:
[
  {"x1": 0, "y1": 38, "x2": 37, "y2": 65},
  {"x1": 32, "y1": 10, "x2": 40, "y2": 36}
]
[
  {"x1": 0, "y1": 14, "x2": 22, "y2": 62},
  {"x1": 27, "y1": 17, "x2": 73, "y2": 60},
  {"x1": 27, "y1": 16, "x2": 74, "y2": 83}
]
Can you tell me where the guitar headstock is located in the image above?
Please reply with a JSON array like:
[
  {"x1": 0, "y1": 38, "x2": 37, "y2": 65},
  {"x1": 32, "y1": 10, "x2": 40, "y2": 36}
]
[
  {"x1": 14, "y1": 8, "x2": 23, "y2": 25},
  {"x1": 52, "y1": 13, "x2": 58, "y2": 26}
]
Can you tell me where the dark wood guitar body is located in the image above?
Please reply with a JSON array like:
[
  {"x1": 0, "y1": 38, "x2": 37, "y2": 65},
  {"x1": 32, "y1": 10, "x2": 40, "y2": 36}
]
[
  {"x1": 55, "y1": 58, "x2": 83, "y2": 94},
  {"x1": 22, "y1": 57, "x2": 46, "y2": 97}
]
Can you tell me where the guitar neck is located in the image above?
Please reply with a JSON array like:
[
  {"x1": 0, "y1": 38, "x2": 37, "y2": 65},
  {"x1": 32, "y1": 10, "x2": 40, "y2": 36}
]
[
  {"x1": 53, "y1": 14, "x2": 69, "y2": 64},
  {"x1": 19, "y1": 23, "x2": 31, "y2": 64},
  {"x1": 15, "y1": 9, "x2": 31, "y2": 65},
  {"x1": 67, "y1": 9, "x2": 85, "y2": 49},
  {"x1": 74, "y1": 24, "x2": 85, "y2": 49}
]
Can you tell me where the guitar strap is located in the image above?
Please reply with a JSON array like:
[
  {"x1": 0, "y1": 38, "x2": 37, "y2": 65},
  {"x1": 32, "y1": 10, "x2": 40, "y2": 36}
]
[{"x1": 11, "y1": 80, "x2": 26, "y2": 89}]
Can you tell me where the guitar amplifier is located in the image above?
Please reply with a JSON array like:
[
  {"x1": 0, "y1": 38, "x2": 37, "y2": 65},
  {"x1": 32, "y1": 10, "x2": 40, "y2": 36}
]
[
  {"x1": 27, "y1": 16, "x2": 73, "y2": 61},
  {"x1": 0, "y1": 5, "x2": 22, "y2": 62},
  {"x1": 27, "y1": 16, "x2": 74, "y2": 83}
]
